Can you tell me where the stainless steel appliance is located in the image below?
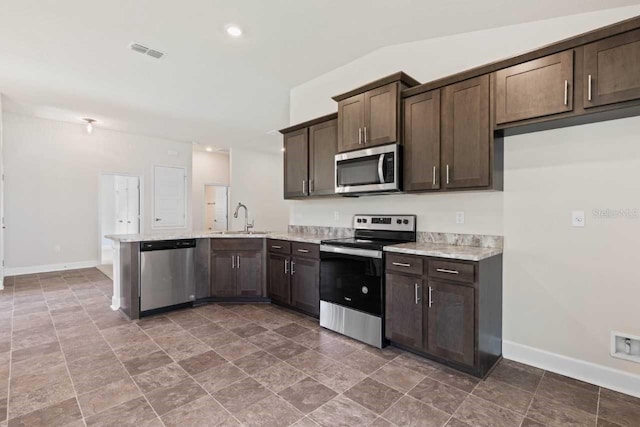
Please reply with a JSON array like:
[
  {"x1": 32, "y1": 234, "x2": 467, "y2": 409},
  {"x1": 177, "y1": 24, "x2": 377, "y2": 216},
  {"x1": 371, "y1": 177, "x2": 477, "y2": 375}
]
[
  {"x1": 320, "y1": 214, "x2": 416, "y2": 347},
  {"x1": 140, "y1": 239, "x2": 196, "y2": 315},
  {"x1": 335, "y1": 144, "x2": 401, "y2": 195}
]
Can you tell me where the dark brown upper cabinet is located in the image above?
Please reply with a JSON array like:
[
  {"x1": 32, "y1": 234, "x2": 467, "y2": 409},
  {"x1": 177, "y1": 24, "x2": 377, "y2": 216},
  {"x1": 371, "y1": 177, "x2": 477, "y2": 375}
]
[
  {"x1": 333, "y1": 72, "x2": 420, "y2": 153},
  {"x1": 584, "y1": 28, "x2": 640, "y2": 108},
  {"x1": 283, "y1": 128, "x2": 308, "y2": 198},
  {"x1": 337, "y1": 94, "x2": 365, "y2": 153},
  {"x1": 403, "y1": 90, "x2": 441, "y2": 191},
  {"x1": 495, "y1": 51, "x2": 574, "y2": 124},
  {"x1": 425, "y1": 280, "x2": 475, "y2": 367},
  {"x1": 280, "y1": 113, "x2": 338, "y2": 200},
  {"x1": 309, "y1": 119, "x2": 338, "y2": 196},
  {"x1": 442, "y1": 75, "x2": 491, "y2": 189}
]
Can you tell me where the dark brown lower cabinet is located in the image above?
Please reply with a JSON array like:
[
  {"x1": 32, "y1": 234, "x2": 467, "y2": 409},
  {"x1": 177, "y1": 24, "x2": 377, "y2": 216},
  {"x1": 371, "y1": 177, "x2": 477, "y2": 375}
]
[
  {"x1": 210, "y1": 239, "x2": 264, "y2": 298},
  {"x1": 267, "y1": 240, "x2": 320, "y2": 317},
  {"x1": 425, "y1": 280, "x2": 475, "y2": 367},
  {"x1": 268, "y1": 253, "x2": 290, "y2": 305},
  {"x1": 384, "y1": 253, "x2": 502, "y2": 378},
  {"x1": 291, "y1": 257, "x2": 320, "y2": 316},
  {"x1": 385, "y1": 274, "x2": 423, "y2": 349}
]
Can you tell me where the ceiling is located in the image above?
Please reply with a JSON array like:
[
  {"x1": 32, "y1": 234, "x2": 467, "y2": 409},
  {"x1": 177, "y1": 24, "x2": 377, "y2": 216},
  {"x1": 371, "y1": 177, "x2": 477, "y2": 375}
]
[{"x1": 0, "y1": 1, "x2": 638, "y2": 153}]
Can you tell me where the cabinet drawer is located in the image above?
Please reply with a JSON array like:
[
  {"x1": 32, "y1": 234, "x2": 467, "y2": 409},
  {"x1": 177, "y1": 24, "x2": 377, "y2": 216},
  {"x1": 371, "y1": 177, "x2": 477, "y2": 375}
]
[
  {"x1": 428, "y1": 260, "x2": 475, "y2": 284},
  {"x1": 385, "y1": 253, "x2": 423, "y2": 276},
  {"x1": 211, "y1": 238, "x2": 263, "y2": 252},
  {"x1": 268, "y1": 239, "x2": 291, "y2": 255},
  {"x1": 291, "y1": 242, "x2": 319, "y2": 259}
]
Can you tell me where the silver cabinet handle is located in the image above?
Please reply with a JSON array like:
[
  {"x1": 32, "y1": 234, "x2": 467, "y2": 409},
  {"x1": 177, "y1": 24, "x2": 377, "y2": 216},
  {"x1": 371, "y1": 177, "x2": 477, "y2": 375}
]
[
  {"x1": 436, "y1": 268, "x2": 459, "y2": 274},
  {"x1": 428, "y1": 286, "x2": 433, "y2": 308},
  {"x1": 364, "y1": 126, "x2": 367, "y2": 144},
  {"x1": 392, "y1": 262, "x2": 411, "y2": 267},
  {"x1": 271, "y1": 245, "x2": 282, "y2": 249},
  {"x1": 358, "y1": 127, "x2": 362, "y2": 144},
  {"x1": 302, "y1": 179, "x2": 306, "y2": 194},
  {"x1": 297, "y1": 249, "x2": 309, "y2": 253},
  {"x1": 588, "y1": 74, "x2": 593, "y2": 101},
  {"x1": 237, "y1": 255, "x2": 240, "y2": 269},
  {"x1": 291, "y1": 261, "x2": 295, "y2": 275},
  {"x1": 446, "y1": 165, "x2": 450, "y2": 185},
  {"x1": 232, "y1": 256, "x2": 235, "y2": 269},
  {"x1": 432, "y1": 166, "x2": 436, "y2": 186},
  {"x1": 563, "y1": 79, "x2": 568, "y2": 106},
  {"x1": 414, "y1": 283, "x2": 421, "y2": 304},
  {"x1": 284, "y1": 259, "x2": 289, "y2": 274},
  {"x1": 309, "y1": 179, "x2": 314, "y2": 193}
]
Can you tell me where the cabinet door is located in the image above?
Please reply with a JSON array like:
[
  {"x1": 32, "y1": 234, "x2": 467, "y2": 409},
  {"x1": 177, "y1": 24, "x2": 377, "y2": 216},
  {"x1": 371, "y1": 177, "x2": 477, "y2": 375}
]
[
  {"x1": 268, "y1": 253, "x2": 291, "y2": 305},
  {"x1": 309, "y1": 119, "x2": 338, "y2": 196},
  {"x1": 291, "y1": 257, "x2": 320, "y2": 316},
  {"x1": 403, "y1": 90, "x2": 441, "y2": 191},
  {"x1": 425, "y1": 280, "x2": 475, "y2": 367},
  {"x1": 384, "y1": 273, "x2": 423, "y2": 350},
  {"x1": 584, "y1": 28, "x2": 640, "y2": 108},
  {"x1": 211, "y1": 251, "x2": 236, "y2": 297},
  {"x1": 442, "y1": 75, "x2": 490, "y2": 189},
  {"x1": 284, "y1": 128, "x2": 309, "y2": 198},
  {"x1": 495, "y1": 51, "x2": 574, "y2": 124},
  {"x1": 338, "y1": 93, "x2": 365, "y2": 153},
  {"x1": 364, "y1": 83, "x2": 398, "y2": 147},
  {"x1": 237, "y1": 251, "x2": 263, "y2": 297}
]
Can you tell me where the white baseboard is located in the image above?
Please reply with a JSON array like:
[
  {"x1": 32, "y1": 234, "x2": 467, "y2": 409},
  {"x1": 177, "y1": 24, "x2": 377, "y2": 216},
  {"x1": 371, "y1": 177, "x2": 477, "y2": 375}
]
[
  {"x1": 504, "y1": 339, "x2": 640, "y2": 398},
  {"x1": 5, "y1": 260, "x2": 100, "y2": 277}
]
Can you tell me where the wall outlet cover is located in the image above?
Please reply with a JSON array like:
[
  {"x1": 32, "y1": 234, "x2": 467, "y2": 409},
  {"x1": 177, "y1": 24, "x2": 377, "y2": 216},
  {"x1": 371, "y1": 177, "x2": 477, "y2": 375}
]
[
  {"x1": 572, "y1": 211, "x2": 585, "y2": 227},
  {"x1": 456, "y1": 211, "x2": 465, "y2": 224}
]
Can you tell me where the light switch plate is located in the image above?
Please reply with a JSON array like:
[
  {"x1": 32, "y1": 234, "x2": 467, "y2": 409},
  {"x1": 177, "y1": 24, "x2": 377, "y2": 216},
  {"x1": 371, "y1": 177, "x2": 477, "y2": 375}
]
[
  {"x1": 456, "y1": 211, "x2": 465, "y2": 224},
  {"x1": 572, "y1": 211, "x2": 585, "y2": 227}
]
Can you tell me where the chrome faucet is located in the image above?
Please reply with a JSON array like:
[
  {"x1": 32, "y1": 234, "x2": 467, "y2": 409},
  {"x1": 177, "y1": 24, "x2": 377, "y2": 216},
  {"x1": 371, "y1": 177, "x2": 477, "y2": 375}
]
[{"x1": 233, "y1": 202, "x2": 254, "y2": 233}]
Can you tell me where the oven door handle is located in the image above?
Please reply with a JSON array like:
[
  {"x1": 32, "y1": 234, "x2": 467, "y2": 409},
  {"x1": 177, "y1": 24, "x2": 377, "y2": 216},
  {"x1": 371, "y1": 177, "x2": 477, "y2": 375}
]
[
  {"x1": 320, "y1": 245, "x2": 382, "y2": 259},
  {"x1": 378, "y1": 154, "x2": 385, "y2": 184}
]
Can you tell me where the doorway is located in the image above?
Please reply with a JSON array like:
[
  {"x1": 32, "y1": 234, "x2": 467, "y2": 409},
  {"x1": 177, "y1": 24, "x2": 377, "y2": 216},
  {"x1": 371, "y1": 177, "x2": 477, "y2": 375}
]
[
  {"x1": 204, "y1": 184, "x2": 229, "y2": 231},
  {"x1": 99, "y1": 174, "x2": 141, "y2": 271}
]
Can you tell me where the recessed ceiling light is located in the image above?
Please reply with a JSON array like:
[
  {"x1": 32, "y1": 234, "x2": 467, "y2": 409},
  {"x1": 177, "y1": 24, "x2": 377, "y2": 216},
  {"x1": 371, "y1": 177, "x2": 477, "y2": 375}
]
[
  {"x1": 205, "y1": 147, "x2": 213, "y2": 152},
  {"x1": 226, "y1": 24, "x2": 243, "y2": 38}
]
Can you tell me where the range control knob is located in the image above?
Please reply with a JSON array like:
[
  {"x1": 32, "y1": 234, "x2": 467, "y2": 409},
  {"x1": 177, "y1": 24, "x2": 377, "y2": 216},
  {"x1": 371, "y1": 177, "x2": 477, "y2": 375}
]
[
  {"x1": 361, "y1": 286, "x2": 369, "y2": 294},
  {"x1": 396, "y1": 219, "x2": 402, "y2": 224},
  {"x1": 403, "y1": 219, "x2": 409, "y2": 224}
]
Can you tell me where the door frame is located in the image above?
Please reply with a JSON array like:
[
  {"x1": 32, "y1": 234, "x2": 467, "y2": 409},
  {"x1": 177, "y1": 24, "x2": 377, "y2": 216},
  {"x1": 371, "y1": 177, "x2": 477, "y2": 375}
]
[
  {"x1": 202, "y1": 183, "x2": 229, "y2": 231},
  {"x1": 97, "y1": 171, "x2": 144, "y2": 264}
]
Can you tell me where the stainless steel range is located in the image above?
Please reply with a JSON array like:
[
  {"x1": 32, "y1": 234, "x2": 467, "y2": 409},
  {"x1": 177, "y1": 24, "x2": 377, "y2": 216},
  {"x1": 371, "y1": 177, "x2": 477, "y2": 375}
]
[{"x1": 319, "y1": 214, "x2": 416, "y2": 348}]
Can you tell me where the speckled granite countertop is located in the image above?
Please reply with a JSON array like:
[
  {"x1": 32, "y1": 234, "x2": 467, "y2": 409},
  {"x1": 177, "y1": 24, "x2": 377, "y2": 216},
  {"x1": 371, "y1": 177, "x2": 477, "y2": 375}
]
[
  {"x1": 384, "y1": 242, "x2": 502, "y2": 261},
  {"x1": 104, "y1": 231, "x2": 340, "y2": 244}
]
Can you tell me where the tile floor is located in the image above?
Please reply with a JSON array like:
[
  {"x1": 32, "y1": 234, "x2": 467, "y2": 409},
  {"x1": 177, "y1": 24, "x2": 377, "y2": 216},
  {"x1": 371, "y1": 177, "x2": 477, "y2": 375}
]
[{"x1": 1, "y1": 269, "x2": 639, "y2": 426}]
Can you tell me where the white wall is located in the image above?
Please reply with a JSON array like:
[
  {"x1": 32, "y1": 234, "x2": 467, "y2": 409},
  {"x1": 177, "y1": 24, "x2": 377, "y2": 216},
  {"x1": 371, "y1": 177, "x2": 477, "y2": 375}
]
[
  {"x1": 0, "y1": 95, "x2": 4, "y2": 285},
  {"x1": 191, "y1": 150, "x2": 230, "y2": 231},
  {"x1": 230, "y1": 148, "x2": 288, "y2": 232},
  {"x1": 3, "y1": 113, "x2": 193, "y2": 274},
  {"x1": 288, "y1": 5, "x2": 640, "y2": 389}
]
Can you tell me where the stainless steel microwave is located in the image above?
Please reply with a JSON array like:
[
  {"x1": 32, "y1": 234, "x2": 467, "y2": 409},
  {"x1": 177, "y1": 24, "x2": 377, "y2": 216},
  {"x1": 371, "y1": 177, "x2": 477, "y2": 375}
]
[{"x1": 335, "y1": 144, "x2": 401, "y2": 195}]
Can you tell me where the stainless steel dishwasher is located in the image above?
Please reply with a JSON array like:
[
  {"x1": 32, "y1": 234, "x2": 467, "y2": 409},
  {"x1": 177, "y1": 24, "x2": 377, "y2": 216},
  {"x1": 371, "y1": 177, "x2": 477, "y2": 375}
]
[{"x1": 140, "y1": 239, "x2": 196, "y2": 315}]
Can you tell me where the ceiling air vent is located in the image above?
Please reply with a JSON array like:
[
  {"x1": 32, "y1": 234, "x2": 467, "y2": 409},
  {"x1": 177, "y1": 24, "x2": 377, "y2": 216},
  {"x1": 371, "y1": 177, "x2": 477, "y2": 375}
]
[{"x1": 129, "y1": 42, "x2": 165, "y2": 59}]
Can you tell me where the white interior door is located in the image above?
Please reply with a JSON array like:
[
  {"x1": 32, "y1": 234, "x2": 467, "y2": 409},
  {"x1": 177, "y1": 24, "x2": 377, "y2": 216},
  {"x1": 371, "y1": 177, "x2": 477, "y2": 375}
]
[
  {"x1": 114, "y1": 176, "x2": 129, "y2": 235},
  {"x1": 125, "y1": 176, "x2": 140, "y2": 234},
  {"x1": 213, "y1": 187, "x2": 228, "y2": 231},
  {"x1": 154, "y1": 166, "x2": 186, "y2": 228}
]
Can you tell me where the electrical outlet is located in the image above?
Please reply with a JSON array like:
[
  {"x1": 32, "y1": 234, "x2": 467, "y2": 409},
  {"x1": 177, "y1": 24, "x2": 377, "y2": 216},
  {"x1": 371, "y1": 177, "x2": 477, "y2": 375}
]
[
  {"x1": 455, "y1": 211, "x2": 465, "y2": 224},
  {"x1": 333, "y1": 211, "x2": 340, "y2": 221},
  {"x1": 611, "y1": 331, "x2": 640, "y2": 364},
  {"x1": 572, "y1": 211, "x2": 585, "y2": 227}
]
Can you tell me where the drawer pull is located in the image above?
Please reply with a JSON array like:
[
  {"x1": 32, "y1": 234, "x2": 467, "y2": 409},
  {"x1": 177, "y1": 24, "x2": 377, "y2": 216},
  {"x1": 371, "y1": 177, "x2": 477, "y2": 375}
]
[
  {"x1": 297, "y1": 249, "x2": 309, "y2": 253},
  {"x1": 436, "y1": 268, "x2": 459, "y2": 274},
  {"x1": 392, "y1": 262, "x2": 411, "y2": 267},
  {"x1": 428, "y1": 286, "x2": 433, "y2": 308},
  {"x1": 271, "y1": 245, "x2": 282, "y2": 249}
]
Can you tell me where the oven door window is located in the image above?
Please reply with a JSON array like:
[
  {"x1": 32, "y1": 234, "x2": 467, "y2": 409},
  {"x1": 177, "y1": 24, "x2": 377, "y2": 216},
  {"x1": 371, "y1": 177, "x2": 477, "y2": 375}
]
[
  {"x1": 320, "y1": 252, "x2": 383, "y2": 315},
  {"x1": 337, "y1": 155, "x2": 381, "y2": 187}
]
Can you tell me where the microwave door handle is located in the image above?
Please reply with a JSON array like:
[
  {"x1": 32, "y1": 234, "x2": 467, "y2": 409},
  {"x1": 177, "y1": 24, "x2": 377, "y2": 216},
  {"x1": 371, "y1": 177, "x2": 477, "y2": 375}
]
[{"x1": 378, "y1": 154, "x2": 385, "y2": 183}]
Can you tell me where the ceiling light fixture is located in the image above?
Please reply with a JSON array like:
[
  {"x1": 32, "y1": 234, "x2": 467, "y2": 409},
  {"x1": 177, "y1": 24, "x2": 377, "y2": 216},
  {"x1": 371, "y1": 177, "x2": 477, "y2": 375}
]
[
  {"x1": 225, "y1": 24, "x2": 243, "y2": 38},
  {"x1": 82, "y1": 118, "x2": 96, "y2": 134},
  {"x1": 205, "y1": 147, "x2": 213, "y2": 152}
]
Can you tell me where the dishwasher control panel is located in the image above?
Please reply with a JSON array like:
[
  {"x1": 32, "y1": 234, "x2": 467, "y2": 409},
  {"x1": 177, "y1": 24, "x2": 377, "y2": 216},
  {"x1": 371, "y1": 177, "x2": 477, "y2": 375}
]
[{"x1": 140, "y1": 239, "x2": 196, "y2": 251}]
